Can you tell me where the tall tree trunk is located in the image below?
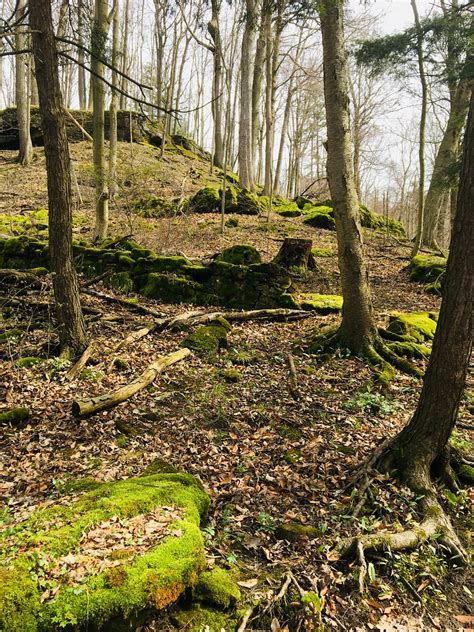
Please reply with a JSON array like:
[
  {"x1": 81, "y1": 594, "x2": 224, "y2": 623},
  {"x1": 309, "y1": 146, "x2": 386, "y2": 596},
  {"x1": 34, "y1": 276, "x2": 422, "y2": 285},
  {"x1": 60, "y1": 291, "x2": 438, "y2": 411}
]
[
  {"x1": 320, "y1": 0, "x2": 376, "y2": 353},
  {"x1": 29, "y1": 0, "x2": 87, "y2": 358},
  {"x1": 119, "y1": 0, "x2": 130, "y2": 109},
  {"x1": 410, "y1": 0, "x2": 428, "y2": 258},
  {"x1": 388, "y1": 90, "x2": 473, "y2": 488},
  {"x1": 251, "y1": 14, "x2": 266, "y2": 174},
  {"x1": 15, "y1": 0, "x2": 33, "y2": 165},
  {"x1": 109, "y1": 0, "x2": 119, "y2": 198},
  {"x1": 209, "y1": 0, "x2": 224, "y2": 168},
  {"x1": 238, "y1": 0, "x2": 258, "y2": 190},
  {"x1": 263, "y1": 3, "x2": 273, "y2": 195},
  {"x1": 421, "y1": 80, "x2": 470, "y2": 249},
  {"x1": 77, "y1": 0, "x2": 87, "y2": 109},
  {"x1": 91, "y1": 0, "x2": 110, "y2": 241}
]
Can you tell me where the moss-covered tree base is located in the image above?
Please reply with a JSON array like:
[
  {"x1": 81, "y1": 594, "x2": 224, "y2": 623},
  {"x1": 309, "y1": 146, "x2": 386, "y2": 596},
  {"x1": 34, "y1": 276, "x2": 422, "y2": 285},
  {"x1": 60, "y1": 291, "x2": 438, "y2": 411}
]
[{"x1": 0, "y1": 473, "x2": 210, "y2": 631}]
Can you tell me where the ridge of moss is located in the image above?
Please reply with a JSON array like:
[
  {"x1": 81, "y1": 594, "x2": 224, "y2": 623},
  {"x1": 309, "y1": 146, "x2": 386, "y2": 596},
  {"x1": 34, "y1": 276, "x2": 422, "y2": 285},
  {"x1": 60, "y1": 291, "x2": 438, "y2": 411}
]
[{"x1": 0, "y1": 473, "x2": 210, "y2": 631}]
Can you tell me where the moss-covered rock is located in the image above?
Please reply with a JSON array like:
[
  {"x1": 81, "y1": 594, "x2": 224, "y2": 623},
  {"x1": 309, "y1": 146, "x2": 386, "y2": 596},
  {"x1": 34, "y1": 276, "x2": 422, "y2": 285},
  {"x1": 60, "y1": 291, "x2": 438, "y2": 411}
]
[
  {"x1": 105, "y1": 271, "x2": 135, "y2": 294},
  {"x1": 216, "y1": 244, "x2": 261, "y2": 266},
  {"x1": 300, "y1": 293, "x2": 343, "y2": 314},
  {"x1": 189, "y1": 186, "x2": 221, "y2": 213},
  {"x1": 0, "y1": 473, "x2": 209, "y2": 631},
  {"x1": 387, "y1": 311, "x2": 438, "y2": 343},
  {"x1": 219, "y1": 368, "x2": 241, "y2": 383},
  {"x1": 275, "y1": 522, "x2": 321, "y2": 542},
  {"x1": 181, "y1": 317, "x2": 231, "y2": 356},
  {"x1": 275, "y1": 201, "x2": 302, "y2": 217},
  {"x1": 142, "y1": 273, "x2": 203, "y2": 304},
  {"x1": 194, "y1": 567, "x2": 241, "y2": 609},
  {"x1": 409, "y1": 254, "x2": 447, "y2": 283},
  {"x1": 133, "y1": 195, "x2": 178, "y2": 218},
  {"x1": 234, "y1": 189, "x2": 268, "y2": 215},
  {"x1": 0, "y1": 329, "x2": 24, "y2": 343},
  {"x1": 302, "y1": 205, "x2": 336, "y2": 230},
  {"x1": 0, "y1": 406, "x2": 29, "y2": 425},
  {"x1": 171, "y1": 604, "x2": 237, "y2": 631}
]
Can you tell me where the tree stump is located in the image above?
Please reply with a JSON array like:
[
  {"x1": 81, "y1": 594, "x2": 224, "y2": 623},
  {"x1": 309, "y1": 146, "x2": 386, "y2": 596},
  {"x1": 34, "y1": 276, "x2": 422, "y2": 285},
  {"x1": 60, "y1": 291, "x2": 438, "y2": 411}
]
[{"x1": 273, "y1": 238, "x2": 317, "y2": 272}]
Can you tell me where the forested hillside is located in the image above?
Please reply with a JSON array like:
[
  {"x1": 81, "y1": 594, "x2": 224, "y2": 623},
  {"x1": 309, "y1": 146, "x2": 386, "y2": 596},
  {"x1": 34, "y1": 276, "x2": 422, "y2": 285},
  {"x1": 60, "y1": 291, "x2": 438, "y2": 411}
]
[{"x1": 0, "y1": 0, "x2": 472, "y2": 630}]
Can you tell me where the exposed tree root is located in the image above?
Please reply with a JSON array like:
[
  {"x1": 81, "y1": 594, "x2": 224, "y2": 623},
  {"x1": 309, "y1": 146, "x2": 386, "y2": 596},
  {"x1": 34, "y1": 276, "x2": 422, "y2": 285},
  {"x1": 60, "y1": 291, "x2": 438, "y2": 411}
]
[
  {"x1": 341, "y1": 491, "x2": 468, "y2": 567},
  {"x1": 306, "y1": 326, "x2": 423, "y2": 388}
]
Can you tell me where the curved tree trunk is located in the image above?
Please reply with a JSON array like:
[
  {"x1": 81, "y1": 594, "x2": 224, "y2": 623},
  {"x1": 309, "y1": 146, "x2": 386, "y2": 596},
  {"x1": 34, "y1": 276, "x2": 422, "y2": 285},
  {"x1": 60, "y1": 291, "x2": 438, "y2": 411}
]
[
  {"x1": 388, "y1": 90, "x2": 473, "y2": 488},
  {"x1": 319, "y1": 0, "x2": 376, "y2": 353},
  {"x1": 421, "y1": 81, "x2": 470, "y2": 249},
  {"x1": 29, "y1": 0, "x2": 87, "y2": 358}
]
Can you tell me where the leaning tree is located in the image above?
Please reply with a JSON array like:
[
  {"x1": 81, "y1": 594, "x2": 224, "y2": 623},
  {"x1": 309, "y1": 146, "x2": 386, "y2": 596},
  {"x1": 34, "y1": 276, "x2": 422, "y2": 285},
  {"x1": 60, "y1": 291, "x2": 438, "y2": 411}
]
[
  {"x1": 30, "y1": 0, "x2": 87, "y2": 358},
  {"x1": 344, "y1": 88, "x2": 473, "y2": 563}
]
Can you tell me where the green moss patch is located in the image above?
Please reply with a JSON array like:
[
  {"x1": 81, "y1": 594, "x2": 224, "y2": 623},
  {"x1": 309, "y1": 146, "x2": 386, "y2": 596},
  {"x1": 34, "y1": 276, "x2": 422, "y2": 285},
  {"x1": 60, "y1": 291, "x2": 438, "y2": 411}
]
[
  {"x1": 171, "y1": 604, "x2": 237, "y2": 631},
  {"x1": 275, "y1": 522, "x2": 321, "y2": 542},
  {"x1": 299, "y1": 293, "x2": 343, "y2": 314},
  {"x1": 387, "y1": 311, "x2": 438, "y2": 343},
  {"x1": 216, "y1": 244, "x2": 261, "y2": 266},
  {"x1": 194, "y1": 567, "x2": 241, "y2": 609},
  {"x1": 182, "y1": 317, "x2": 231, "y2": 357},
  {"x1": 409, "y1": 254, "x2": 447, "y2": 283},
  {"x1": 0, "y1": 407, "x2": 29, "y2": 425},
  {"x1": 0, "y1": 473, "x2": 209, "y2": 631},
  {"x1": 311, "y1": 247, "x2": 333, "y2": 258},
  {"x1": 301, "y1": 201, "x2": 405, "y2": 236}
]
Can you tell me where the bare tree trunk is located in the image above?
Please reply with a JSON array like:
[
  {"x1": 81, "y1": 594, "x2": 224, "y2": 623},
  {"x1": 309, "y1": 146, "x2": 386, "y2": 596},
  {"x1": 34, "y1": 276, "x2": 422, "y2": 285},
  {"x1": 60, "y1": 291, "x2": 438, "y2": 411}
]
[
  {"x1": 410, "y1": 0, "x2": 428, "y2": 258},
  {"x1": 15, "y1": 0, "x2": 33, "y2": 165},
  {"x1": 263, "y1": 2, "x2": 273, "y2": 195},
  {"x1": 91, "y1": 0, "x2": 110, "y2": 241},
  {"x1": 29, "y1": 0, "x2": 87, "y2": 358},
  {"x1": 77, "y1": 0, "x2": 87, "y2": 109},
  {"x1": 119, "y1": 0, "x2": 130, "y2": 109},
  {"x1": 320, "y1": 0, "x2": 376, "y2": 353},
  {"x1": 251, "y1": 13, "x2": 265, "y2": 174},
  {"x1": 209, "y1": 0, "x2": 224, "y2": 168},
  {"x1": 109, "y1": 0, "x2": 119, "y2": 199},
  {"x1": 238, "y1": 0, "x2": 258, "y2": 190},
  {"x1": 422, "y1": 81, "x2": 470, "y2": 249},
  {"x1": 388, "y1": 91, "x2": 473, "y2": 488}
]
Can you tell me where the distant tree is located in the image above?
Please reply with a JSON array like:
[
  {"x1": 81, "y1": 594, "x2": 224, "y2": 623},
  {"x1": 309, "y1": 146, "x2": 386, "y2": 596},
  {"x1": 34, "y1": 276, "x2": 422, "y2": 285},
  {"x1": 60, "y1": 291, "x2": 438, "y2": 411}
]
[
  {"x1": 356, "y1": 2, "x2": 471, "y2": 250},
  {"x1": 15, "y1": 0, "x2": 33, "y2": 165},
  {"x1": 29, "y1": 0, "x2": 87, "y2": 358},
  {"x1": 91, "y1": 0, "x2": 110, "y2": 240}
]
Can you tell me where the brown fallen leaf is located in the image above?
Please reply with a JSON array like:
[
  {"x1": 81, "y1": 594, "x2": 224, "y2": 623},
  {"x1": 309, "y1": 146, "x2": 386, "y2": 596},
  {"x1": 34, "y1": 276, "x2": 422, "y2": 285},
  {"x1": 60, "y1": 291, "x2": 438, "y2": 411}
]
[{"x1": 237, "y1": 578, "x2": 259, "y2": 589}]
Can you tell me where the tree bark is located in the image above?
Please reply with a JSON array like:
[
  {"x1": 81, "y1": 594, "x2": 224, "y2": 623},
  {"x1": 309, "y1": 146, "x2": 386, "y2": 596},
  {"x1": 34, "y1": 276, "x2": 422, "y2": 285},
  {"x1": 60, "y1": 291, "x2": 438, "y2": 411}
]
[
  {"x1": 238, "y1": 0, "x2": 258, "y2": 190},
  {"x1": 91, "y1": 0, "x2": 110, "y2": 241},
  {"x1": 421, "y1": 80, "x2": 470, "y2": 249},
  {"x1": 388, "y1": 90, "x2": 473, "y2": 488},
  {"x1": 251, "y1": 13, "x2": 266, "y2": 174},
  {"x1": 109, "y1": 0, "x2": 119, "y2": 198},
  {"x1": 410, "y1": 0, "x2": 428, "y2": 258},
  {"x1": 15, "y1": 0, "x2": 33, "y2": 165},
  {"x1": 320, "y1": 0, "x2": 376, "y2": 353},
  {"x1": 29, "y1": 0, "x2": 87, "y2": 358},
  {"x1": 209, "y1": 0, "x2": 224, "y2": 168}
]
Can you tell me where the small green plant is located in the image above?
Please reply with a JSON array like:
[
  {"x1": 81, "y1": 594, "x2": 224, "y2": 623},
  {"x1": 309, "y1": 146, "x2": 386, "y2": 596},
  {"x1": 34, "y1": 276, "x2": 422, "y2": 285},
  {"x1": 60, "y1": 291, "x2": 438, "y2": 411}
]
[
  {"x1": 344, "y1": 389, "x2": 397, "y2": 416},
  {"x1": 256, "y1": 512, "x2": 277, "y2": 534}
]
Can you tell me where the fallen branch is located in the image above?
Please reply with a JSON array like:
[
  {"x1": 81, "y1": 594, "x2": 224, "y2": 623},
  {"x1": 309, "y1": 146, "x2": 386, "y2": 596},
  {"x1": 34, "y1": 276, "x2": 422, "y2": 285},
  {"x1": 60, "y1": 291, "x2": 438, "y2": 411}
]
[
  {"x1": 286, "y1": 353, "x2": 300, "y2": 400},
  {"x1": 72, "y1": 348, "x2": 191, "y2": 417},
  {"x1": 80, "y1": 268, "x2": 114, "y2": 289},
  {"x1": 66, "y1": 342, "x2": 95, "y2": 381},
  {"x1": 0, "y1": 268, "x2": 47, "y2": 290},
  {"x1": 81, "y1": 288, "x2": 165, "y2": 318}
]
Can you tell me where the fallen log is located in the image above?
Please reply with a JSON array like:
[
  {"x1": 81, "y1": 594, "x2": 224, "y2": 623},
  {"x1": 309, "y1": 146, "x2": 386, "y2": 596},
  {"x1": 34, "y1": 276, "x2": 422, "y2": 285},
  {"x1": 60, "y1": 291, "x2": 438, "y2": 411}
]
[
  {"x1": 72, "y1": 347, "x2": 191, "y2": 417},
  {"x1": 0, "y1": 268, "x2": 47, "y2": 290}
]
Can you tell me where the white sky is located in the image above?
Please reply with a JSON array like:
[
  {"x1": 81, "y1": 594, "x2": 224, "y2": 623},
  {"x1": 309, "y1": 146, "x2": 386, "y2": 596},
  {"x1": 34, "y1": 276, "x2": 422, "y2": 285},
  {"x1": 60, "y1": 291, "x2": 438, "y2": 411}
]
[{"x1": 350, "y1": 0, "x2": 437, "y2": 33}]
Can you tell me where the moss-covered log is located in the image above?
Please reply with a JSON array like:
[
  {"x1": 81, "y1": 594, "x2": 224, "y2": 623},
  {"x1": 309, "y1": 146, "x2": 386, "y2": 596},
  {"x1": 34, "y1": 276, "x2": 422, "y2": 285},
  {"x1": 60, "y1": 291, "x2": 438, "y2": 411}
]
[{"x1": 0, "y1": 406, "x2": 29, "y2": 425}]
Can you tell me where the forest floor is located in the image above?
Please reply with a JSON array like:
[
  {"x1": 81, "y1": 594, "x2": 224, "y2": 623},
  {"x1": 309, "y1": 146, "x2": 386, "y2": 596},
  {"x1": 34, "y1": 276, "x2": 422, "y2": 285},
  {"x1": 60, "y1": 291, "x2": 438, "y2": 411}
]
[{"x1": 0, "y1": 144, "x2": 473, "y2": 631}]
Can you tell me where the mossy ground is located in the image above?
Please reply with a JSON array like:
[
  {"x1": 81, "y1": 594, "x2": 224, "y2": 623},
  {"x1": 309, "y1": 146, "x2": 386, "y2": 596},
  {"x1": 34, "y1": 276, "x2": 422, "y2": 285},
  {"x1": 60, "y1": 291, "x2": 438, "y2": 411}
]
[{"x1": 0, "y1": 473, "x2": 209, "y2": 631}]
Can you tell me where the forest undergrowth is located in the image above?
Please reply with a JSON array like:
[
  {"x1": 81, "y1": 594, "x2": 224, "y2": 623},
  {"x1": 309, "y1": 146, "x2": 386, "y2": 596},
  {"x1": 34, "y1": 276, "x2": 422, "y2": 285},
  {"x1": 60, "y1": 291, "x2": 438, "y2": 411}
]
[{"x1": 0, "y1": 146, "x2": 472, "y2": 631}]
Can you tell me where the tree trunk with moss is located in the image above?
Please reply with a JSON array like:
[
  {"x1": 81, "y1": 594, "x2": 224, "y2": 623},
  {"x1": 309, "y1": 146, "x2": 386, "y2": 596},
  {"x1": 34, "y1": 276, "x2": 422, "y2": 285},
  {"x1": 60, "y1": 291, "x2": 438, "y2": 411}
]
[
  {"x1": 29, "y1": 0, "x2": 87, "y2": 358},
  {"x1": 15, "y1": 0, "x2": 33, "y2": 165},
  {"x1": 319, "y1": 0, "x2": 376, "y2": 353},
  {"x1": 386, "y1": 91, "x2": 473, "y2": 489},
  {"x1": 91, "y1": 0, "x2": 110, "y2": 241}
]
